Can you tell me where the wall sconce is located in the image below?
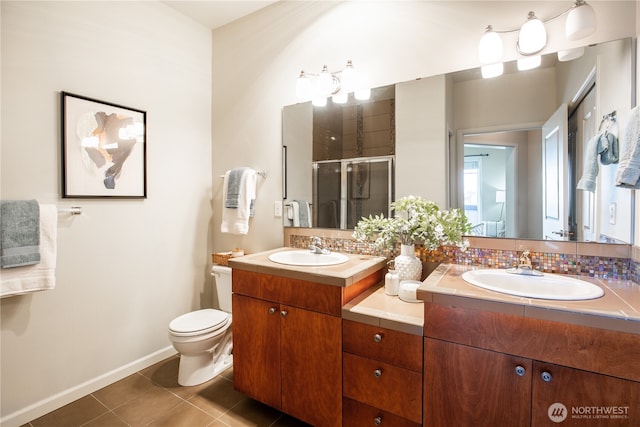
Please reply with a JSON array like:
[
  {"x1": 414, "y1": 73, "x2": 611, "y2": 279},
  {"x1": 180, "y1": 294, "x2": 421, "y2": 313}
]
[
  {"x1": 296, "y1": 60, "x2": 370, "y2": 106},
  {"x1": 478, "y1": 1, "x2": 597, "y2": 78}
]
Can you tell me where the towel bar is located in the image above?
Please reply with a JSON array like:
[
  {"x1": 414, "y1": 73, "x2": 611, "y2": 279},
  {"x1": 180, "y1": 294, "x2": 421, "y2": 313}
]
[
  {"x1": 58, "y1": 206, "x2": 82, "y2": 215},
  {"x1": 218, "y1": 170, "x2": 267, "y2": 179}
]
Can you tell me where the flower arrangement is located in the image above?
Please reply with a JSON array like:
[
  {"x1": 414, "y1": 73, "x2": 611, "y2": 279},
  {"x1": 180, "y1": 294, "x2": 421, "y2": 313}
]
[{"x1": 352, "y1": 195, "x2": 471, "y2": 252}]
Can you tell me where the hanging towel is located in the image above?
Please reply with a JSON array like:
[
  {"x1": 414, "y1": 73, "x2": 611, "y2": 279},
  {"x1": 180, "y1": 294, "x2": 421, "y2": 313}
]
[
  {"x1": 616, "y1": 106, "x2": 640, "y2": 188},
  {"x1": 292, "y1": 200, "x2": 311, "y2": 227},
  {"x1": 224, "y1": 167, "x2": 248, "y2": 209},
  {"x1": 577, "y1": 132, "x2": 619, "y2": 192},
  {"x1": 1, "y1": 200, "x2": 40, "y2": 268},
  {"x1": 221, "y1": 168, "x2": 257, "y2": 235},
  {"x1": 1, "y1": 204, "x2": 57, "y2": 297}
]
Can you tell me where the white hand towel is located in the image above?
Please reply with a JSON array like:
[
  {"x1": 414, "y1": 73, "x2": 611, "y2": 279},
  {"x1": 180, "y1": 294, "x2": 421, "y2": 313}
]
[
  {"x1": 1, "y1": 204, "x2": 57, "y2": 298},
  {"x1": 221, "y1": 168, "x2": 257, "y2": 235}
]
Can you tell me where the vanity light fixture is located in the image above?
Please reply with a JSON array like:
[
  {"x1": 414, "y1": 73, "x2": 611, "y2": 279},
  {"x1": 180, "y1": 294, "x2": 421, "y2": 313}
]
[
  {"x1": 296, "y1": 60, "x2": 370, "y2": 105},
  {"x1": 517, "y1": 11, "x2": 547, "y2": 56},
  {"x1": 478, "y1": 1, "x2": 597, "y2": 78},
  {"x1": 566, "y1": 0, "x2": 596, "y2": 41},
  {"x1": 478, "y1": 25, "x2": 504, "y2": 78}
]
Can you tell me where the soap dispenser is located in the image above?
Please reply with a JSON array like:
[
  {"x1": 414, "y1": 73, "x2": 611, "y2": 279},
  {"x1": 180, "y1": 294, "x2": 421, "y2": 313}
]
[{"x1": 385, "y1": 260, "x2": 400, "y2": 296}]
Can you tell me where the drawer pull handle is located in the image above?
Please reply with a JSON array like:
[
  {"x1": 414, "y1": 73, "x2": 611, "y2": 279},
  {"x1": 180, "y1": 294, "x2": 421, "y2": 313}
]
[
  {"x1": 268, "y1": 307, "x2": 277, "y2": 315},
  {"x1": 541, "y1": 371, "x2": 553, "y2": 382},
  {"x1": 515, "y1": 365, "x2": 526, "y2": 377},
  {"x1": 373, "y1": 333, "x2": 382, "y2": 343},
  {"x1": 373, "y1": 416, "x2": 382, "y2": 425},
  {"x1": 280, "y1": 310, "x2": 288, "y2": 317},
  {"x1": 373, "y1": 369, "x2": 382, "y2": 378}
]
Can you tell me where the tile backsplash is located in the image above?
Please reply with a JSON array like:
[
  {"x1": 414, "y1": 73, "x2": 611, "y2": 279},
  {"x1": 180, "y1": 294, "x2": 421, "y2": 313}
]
[{"x1": 284, "y1": 228, "x2": 638, "y2": 283}]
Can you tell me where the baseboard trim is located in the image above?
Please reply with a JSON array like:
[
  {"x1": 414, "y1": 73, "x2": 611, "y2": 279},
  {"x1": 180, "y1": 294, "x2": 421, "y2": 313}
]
[{"x1": 1, "y1": 346, "x2": 177, "y2": 427}]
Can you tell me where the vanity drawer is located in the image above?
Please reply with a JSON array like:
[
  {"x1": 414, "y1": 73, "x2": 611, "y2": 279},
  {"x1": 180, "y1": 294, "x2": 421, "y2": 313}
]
[
  {"x1": 343, "y1": 319, "x2": 422, "y2": 372},
  {"x1": 343, "y1": 353, "x2": 422, "y2": 423},
  {"x1": 342, "y1": 397, "x2": 421, "y2": 427}
]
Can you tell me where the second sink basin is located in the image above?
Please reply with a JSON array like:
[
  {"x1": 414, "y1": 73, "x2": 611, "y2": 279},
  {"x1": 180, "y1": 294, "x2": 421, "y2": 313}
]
[
  {"x1": 461, "y1": 269, "x2": 604, "y2": 300},
  {"x1": 268, "y1": 250, "x2": 349, "y2": 266}
]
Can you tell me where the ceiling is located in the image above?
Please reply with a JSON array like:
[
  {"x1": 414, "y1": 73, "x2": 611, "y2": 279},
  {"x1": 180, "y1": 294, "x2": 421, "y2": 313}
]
[{"x1": 164, "y1": 1, "x2": 278, "y2": 30}]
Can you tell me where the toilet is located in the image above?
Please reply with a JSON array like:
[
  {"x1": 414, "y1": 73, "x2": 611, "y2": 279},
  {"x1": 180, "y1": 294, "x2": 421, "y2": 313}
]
[{"x1": 168, "y1": 265, "x2": 233, "y2": 386}]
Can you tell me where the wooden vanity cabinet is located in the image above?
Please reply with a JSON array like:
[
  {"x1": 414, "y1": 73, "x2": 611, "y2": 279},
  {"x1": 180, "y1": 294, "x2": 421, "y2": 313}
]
[
  {"x1": 232, "y1": 268, "x2": 382, "y2": 427},
  {"x1": 423, "y1": 302, "x2": 640, "y2": 427},
  {"x1": 343, "y1": 319, "x2": 423, "y2": 426}
]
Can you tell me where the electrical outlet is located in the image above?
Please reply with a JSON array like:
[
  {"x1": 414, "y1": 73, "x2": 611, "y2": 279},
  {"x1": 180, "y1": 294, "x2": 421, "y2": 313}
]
[
  {"x1": 609, "y1": 202, "x2": 616, "y2": 225},
  {"x1": 274, "y1": 200, "x2": 283, "y2": 218}
]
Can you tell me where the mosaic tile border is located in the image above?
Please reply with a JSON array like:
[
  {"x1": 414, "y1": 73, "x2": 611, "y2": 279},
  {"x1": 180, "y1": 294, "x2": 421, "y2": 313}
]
[{"x1": 286, "y1": 231, "x2": 637, "y2": 282}]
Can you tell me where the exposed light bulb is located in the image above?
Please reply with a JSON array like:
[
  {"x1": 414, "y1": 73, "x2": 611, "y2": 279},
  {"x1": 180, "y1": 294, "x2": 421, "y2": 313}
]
[
  {"x1": 354, "y1": 88, "x2": 371, "y2": 101},
  {"x1": 312, "y1": 97, "x2": 327, "y2": 107},
  {"x1": 517, "y1": 55, "x2": 541, "y2": 71},
  {"x1": 332, "y1": 92, "x2": 348, "y2": 104},
  {"x1": 481, "y1": 63, "x2": 503, "y2": 79}
]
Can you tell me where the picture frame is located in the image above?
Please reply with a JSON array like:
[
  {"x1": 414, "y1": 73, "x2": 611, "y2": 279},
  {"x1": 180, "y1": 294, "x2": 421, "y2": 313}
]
[{"x1": 61, "y1": 91, "x2": 146, "y2": 198}]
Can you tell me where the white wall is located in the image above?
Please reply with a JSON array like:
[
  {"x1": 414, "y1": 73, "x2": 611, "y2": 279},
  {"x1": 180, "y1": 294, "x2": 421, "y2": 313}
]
[
  {"x1": 0, "y1": 2, "x2": 212, "y2": 425},
  {"x1": 211, "y1": 1, "x2": 635, "y2": 253},
  {"x1": 1, "y1": 0, "x2": 637, "y2": 425}
]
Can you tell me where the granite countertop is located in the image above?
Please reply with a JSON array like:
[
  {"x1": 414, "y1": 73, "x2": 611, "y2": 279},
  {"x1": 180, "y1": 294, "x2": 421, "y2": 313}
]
[
  {"x1": 417, "y1": 263, "x2": 640, "y2": 335},
  {"x1": 227, "y1": 247, "x2": 387, "y2": 287}
]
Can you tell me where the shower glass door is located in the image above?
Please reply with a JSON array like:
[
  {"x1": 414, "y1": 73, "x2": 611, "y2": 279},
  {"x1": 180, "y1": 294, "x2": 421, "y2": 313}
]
[{"x1": 314, "y1": 156, "x2": 394, "y2": 229}]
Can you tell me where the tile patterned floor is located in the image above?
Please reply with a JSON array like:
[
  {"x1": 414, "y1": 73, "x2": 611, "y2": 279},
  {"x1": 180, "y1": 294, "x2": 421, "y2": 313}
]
[{"x1": 22, "y1": 356, "x2": 311, "y2": 427}]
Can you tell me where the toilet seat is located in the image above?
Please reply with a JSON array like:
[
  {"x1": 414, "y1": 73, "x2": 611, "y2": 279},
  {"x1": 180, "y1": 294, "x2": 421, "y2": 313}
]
[{"x1": 169, "y1": 309, "x2": 230, "y2": 337}]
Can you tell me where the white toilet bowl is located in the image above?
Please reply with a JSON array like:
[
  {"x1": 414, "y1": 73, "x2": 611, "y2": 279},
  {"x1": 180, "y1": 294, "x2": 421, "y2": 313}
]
[{"x1": 168, "y1": 265, "x2": 233, "y2": 386}]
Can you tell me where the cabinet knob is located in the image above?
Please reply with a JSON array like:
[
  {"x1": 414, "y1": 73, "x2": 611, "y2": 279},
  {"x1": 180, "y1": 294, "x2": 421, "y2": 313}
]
[
  {"x1": 515, "y1": 365, "x2": 526, "y2": 377},
  {"x1": 541, "y1": 371, "x2": 553, "y2": 382},
  {"x1": 280, "y1": 310, "x2": 288, "y2": 317},
  {"x1": 373, "y1": 416, "x2": 382, "y2": 425},
  {"x1": 373, "y1": 369, "x2": 382, "y2": 378},
  {"x1": 268, "y1": 307, "x2": 277, "y2": 315},
  {"x1": 373, "y1": 333, "x2": 383, "y2": 343}
]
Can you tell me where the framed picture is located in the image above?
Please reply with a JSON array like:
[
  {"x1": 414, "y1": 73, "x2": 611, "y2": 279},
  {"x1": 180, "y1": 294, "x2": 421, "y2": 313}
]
[{"x1": 61, "y1": 91, "x2": 146, "y2": 198}]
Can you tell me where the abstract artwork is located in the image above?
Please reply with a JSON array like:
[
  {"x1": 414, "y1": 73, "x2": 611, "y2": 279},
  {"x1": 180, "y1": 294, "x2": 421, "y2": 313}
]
[{"x1": 61, "y1": 92, "x2": 146, "y2": 198}]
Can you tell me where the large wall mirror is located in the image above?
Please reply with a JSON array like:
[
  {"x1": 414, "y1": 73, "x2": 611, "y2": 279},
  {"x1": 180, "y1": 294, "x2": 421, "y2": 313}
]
[{"x1": 282, "y1": 37, "x2": 635, "y2": 245}]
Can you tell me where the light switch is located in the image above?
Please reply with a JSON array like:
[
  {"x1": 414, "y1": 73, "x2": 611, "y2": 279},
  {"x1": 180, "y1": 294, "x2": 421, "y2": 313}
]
[
  {"x1": 609, "y1": 202, "x2": 616, "y2": 225},
  {"x1": 274, "y1": 200, "x2": 283, "y2": 218}
]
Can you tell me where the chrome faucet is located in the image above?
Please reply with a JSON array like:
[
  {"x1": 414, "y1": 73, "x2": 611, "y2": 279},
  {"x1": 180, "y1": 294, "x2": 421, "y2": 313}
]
[
  {"x1": 309, "y1": 236, "x2": 331, "y2": 255},
  {"x1": 507, "y1": 250, "x2": 543, "y2": 276}
]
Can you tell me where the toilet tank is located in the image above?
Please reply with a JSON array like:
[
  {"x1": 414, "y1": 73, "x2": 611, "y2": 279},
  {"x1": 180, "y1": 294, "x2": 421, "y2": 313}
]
[{"x1": 211, "y1": 265, "x2": 233, "y2": 313}]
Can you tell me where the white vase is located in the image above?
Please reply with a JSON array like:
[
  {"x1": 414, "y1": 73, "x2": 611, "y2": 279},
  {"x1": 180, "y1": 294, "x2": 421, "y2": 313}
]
[{"x1": 394, "y1": 244, "x2": 422, "y2": 281}]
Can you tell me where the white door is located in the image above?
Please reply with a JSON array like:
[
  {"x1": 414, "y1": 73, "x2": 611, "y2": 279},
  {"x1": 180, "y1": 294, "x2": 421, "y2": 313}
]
[{"x1": 542, "y1": 104, "x2": 570, "y2": 240}]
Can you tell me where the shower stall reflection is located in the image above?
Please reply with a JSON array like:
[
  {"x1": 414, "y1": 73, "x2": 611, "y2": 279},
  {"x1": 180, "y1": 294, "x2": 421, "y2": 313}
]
[{"x1": 314, "y1": 156, "x2": 394, "y2": 229}]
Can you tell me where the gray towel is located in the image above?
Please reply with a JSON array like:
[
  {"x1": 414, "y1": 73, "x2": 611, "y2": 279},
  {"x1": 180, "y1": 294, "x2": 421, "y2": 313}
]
[
  {"x1": 294, "y1": 200, "x2": 310, "y2": 227},
  {"x1": 1, "y1": 200, "x2": 41, "y2": 268},
  {"x1": 577, "y1": 132, "x2": 618, "y2": 192},
  {"x1": 616, "y1": 106, "x2": 640, "y2": 188},
  {"x1": 224, "y1": 167, "x2": 249, "y2": 209}
]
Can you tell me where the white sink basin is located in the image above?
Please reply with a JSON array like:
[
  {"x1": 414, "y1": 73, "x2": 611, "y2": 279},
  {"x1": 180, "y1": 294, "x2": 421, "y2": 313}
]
[
  {"x1": 461, "y1": 269, "x2": 604, "y2": 300},
  {"x1": 268, "y1": 250, "x2": 349, "y2": 266}
]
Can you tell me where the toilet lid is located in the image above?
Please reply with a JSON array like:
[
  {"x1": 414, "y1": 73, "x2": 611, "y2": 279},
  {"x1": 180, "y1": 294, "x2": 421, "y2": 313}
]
[{"x1": 169, "y1": 309, "x2": 229, "y2": 335}]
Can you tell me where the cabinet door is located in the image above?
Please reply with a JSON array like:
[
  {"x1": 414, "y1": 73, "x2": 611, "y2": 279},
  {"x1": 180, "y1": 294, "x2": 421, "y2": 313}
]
[
  {"x1": 232, "y1": 294, "x2": 281, "y2": 410},
  {"x1": 281, "y1": 305, "x2": 342, "y2": 427},
  {"x1": 424, "y1": 338, "x2": 532, "y2": 427},
  {"x1": 532, "y1": 362, "x2": 640, "y2": 426}
]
